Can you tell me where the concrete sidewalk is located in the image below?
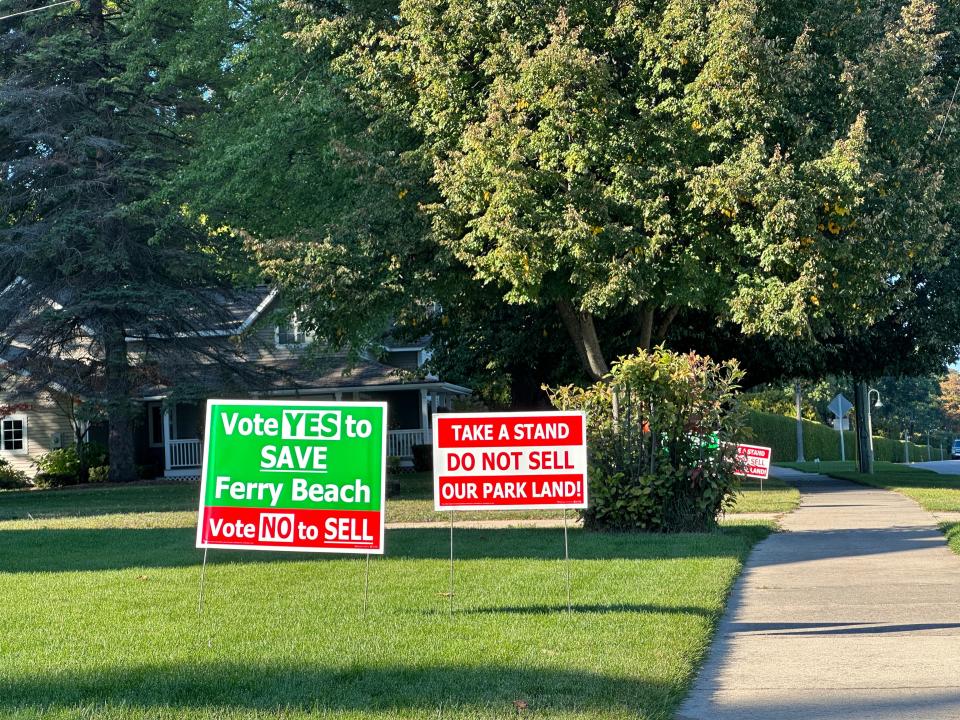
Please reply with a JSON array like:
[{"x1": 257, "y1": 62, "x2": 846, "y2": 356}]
[{"x1": 678, "y1": 471, "x2": 960, "y2": 720}]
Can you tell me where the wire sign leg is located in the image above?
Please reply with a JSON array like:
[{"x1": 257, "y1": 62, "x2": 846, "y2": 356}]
[
  {"x1": 363, "y1": 553, "x2": 370, "y2": 618},
  {"x1": 563, "y1": 509, "x2": 572, "y2": 613},
  {"x1": 197, "y1": 547, "x2": 209, "y2": 617},
  {"x1": 449, "y1": 511, "x2": 455, "y2": 615}
]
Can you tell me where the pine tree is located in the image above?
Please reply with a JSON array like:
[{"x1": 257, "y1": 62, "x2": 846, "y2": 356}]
[{"x1": 0, "y1": 0, "x2": 248, "y2": 481}]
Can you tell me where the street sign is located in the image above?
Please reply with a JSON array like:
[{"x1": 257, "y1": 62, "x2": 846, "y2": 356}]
[
  {"x1": 828, "y1": 393, "x2": 853, "y2": 419},
  {"x1": 196, "y1": 399, "x2": 387, "y2": 555},
  {"x1": 432, "y1": 411, "x2": 588, "y2": 511},
  {"x1": 734, "y1": 444, "x2": 772, "y2": 480}
]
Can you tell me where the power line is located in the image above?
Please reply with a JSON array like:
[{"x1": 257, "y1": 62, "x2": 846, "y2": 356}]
[{"x1": 0, "y1": 0, "x2": 78, "y2": 22}]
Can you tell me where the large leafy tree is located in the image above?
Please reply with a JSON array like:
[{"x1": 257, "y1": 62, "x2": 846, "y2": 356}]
[
  {"x1": 0, "y1": 0, "x2": 249, "y2": 480},
  {"x1": 176, "y1": 0, "x2": 960, "y2": 407},
  {"x1": 278, "y1": 0, "x2": 958, "y2": 384}
]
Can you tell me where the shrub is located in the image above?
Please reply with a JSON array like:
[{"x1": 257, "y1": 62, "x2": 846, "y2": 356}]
[
  {"x1": 387, "y1": 456, "x2": 401, "y2": 475},
  {"x1": 35, "y1": 447, "x2": 81, "y2": 480},
  {"x1": 549, "y1": 347, "x2": 745, "y2": 532},
  {"x1": 746, "y1": 410, "x2": 932, "y2": 463},
  {"x1": 412, "y1": 444, "x2": 433, "y2": 472},
  {"x1": 137, "y1": 464, "x2": 161, "y2": 480},
  {"x1": 0, "y1": 458, "x2": 29, "y2": 490},
  {"x1": 32, "y1": 472, "x2": 80, "y2": 489},
  {"x1": 78, "y1": 441, "x2": 108, "y2": 469},
  {"x1": 88, "y1": 465, "x2": 110, "y2": 483}
]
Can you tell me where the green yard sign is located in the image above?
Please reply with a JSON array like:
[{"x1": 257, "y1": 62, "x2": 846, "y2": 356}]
[{"x1": 195, "y1": 399, "x2": 387, "y2": 554}]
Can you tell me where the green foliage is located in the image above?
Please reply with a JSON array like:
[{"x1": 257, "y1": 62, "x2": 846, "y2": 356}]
[
  {"x1": 0, "y1": 458, "x2": 29, "y2": 490},
  {"x1": 31, "y1": 473, "x2": 80, "y2": 489},
  {"x1": 79, "y1": 442, "x2": 109, "y2": 470},
  {"x1": 549, "y1": 348, "x2": 745, "y2": 532},
  {"x1": 386, "y1": 456, "x2": 401, "y2": 476},
  {"x1": 33, "y1": 442, "x2": 109, "y2": 485},
  {"x1": 34, "y1": 447, "x2": 81, "y2": 480},
  {"x1": 411, "y1": 444, "x2": 433, "y2": 473},
  {"x1": 0, "y1": 0, "x2": 253, "y2": 481},
  {"x1": 746, "y1": 410, "x2": 938, "y2": 463},
  {"x1": 88, "y1": 466, "x2": 110, "y2": 484}
]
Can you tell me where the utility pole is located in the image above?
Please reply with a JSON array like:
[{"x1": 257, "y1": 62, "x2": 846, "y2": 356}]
[
  {"x1": 855, "y1": 381, "x2": 874, "y2": 474},
  {"x1": 795, "y1": 381, "x2": 805, "y2": 463}
]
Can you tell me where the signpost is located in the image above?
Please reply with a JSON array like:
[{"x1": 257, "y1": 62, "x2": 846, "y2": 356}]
[
  {"x1": 195, "y1": 399, "x2": 387, "y2": 615},
  {"x1": 432, "y1": 411, "x2": 588, "y2": 611},
  {"x1": 828, "y1": 393, "x2": 853, "y2": 462},
  {"x1": 734, "y1": 443, "x2": 772, "y2": 492}
]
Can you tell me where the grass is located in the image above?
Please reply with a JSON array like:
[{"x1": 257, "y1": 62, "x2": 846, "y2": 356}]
[
  {"x1": 779, "y1": 461, "x2": 960, "y2": 513},
  {"x1": 0, "y1": 479, "x2": 771, "y2": 719},
  {"x1": 725, "y1": 476, "x2": 799, "y2": 514},
  {"x1": 1, "y1": 469, "x2": 793, "y2": 525}
]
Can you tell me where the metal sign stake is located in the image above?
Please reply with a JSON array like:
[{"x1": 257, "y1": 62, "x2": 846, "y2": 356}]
[
  {"x1": 363, "y1": 553, "x2": 370, "y2": 618},
  {"x1": 563, "y1": 509, "x2": 572, "y2": 613},
  {"x1": 197, "y1": 547, "x2": 209, "y2": 617},
  {"x1": 449, "y1": 510, "x2": 455, "y2": 615}
]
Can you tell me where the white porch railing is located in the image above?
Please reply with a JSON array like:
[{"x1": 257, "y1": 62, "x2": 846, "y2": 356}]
[
  {"x1": 388, "y1": 429, "x2": 432, "y2": 458},
  {"x1": 169, "y1": 438, "x2": 202, "y2": 469}
]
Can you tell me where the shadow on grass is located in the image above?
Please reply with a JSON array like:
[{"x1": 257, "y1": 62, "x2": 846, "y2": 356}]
[
  {"x1": 435, "y1": 602, "x2": 714, "y2": 617},
  {"x1": 0, "y1": 661, "x2": 676, "y2": 716},
  {"x1": 0, "y1": 526, "x2": 767, "y2": 573},
  {"x1": 0, "y1": 482, "x2": 198, "y2": 519}
]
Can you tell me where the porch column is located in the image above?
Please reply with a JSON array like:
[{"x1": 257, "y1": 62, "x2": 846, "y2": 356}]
[
  {"x1": 162, "y1": 409, "x2": 172, "y2": 473},
  {"x1": 420, "y1": 389, "x2": 430, "y2": 441}
]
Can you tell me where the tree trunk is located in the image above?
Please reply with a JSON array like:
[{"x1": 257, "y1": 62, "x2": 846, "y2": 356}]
[
  {"x1": 103, "y1": 319, "x2": 136, "y2": 482},
  {"x1": 653, "y1": 306, "x2": 679, "y2": 346},
  {"x1": 556, "y1": 300, "x2": 610, "y2": 381},
  {"x1": 556, "y1": 300, "x2": 618, "y2": 421},
  {"x1": 639, "y1": 305, "x2": 654, "y2": 351}
]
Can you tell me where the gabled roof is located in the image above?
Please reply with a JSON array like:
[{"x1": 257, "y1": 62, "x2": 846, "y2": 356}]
[
  {"x1": 124, "y1": 286, "x2": 278, "y2": 340},
  {"x1": 134, "y1": 354, "x2": 469, "y2": 400},
  {"x1": 1, "y1": 277, "x2": 279, "y2": 342}
]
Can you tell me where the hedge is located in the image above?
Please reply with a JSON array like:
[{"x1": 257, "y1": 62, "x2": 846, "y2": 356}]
[{"x1": 745, "y1": 410, "x2": 943, "y2": 464}]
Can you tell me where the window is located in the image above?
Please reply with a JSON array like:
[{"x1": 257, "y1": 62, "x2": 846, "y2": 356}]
[
  {"x1": 1, "y1": 416, "x2": 27, "y2": 454},
  {"x1": 275, "y1": 314, "x2": 310, "y2": 347}
]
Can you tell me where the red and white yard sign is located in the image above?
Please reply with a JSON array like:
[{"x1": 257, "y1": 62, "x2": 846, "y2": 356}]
[
  {"x1": 432, "y1": 412, "x2": 588, "y2": 511},
  {"x1": 735, "y1": 443, "x2": 772, "y2": 480}
]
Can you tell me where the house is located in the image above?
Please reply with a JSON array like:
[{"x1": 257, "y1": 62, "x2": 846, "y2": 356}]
[
  {"x1": 1, "y1": 285, "x2": 469, "y2": 478},
  {"x1": 0, "y1": 392, "x2": 79, "y2": 477}
]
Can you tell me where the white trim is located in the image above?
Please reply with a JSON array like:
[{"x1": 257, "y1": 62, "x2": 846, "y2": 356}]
[
  {"x1": 0, "y1": 414, "x2": 28, "y2": 455},
  {"x1": 419, "y1": 389, "x2": 429, "y2": 433},
  {"x1": 162, "y1": 410, "x2": 172, "y2": 471}
]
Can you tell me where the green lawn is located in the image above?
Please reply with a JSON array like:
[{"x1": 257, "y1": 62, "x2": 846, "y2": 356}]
[
  {"x1": 725, "y1": 476, "x2": 800, "y2": 514},
  {"x1": 0, "y1": 483, "x2": 769, "y2": 720},
  {"x1": 1, "y1": 470, "x2": 791, "y2": 525},
  {"x1": 779, "y1": 461, "x2": 960, "y2": 513}
]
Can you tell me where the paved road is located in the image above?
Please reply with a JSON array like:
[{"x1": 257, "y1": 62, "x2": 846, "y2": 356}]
[
  {"x1": 912, "y1": 460, "x2": 960, "y2": 475},
  {"x1": 678, "y1": 471, "x2": 960, "y2": 720}
]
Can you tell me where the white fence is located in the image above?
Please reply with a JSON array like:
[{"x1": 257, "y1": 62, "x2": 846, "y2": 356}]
[
  {"x1": 168, "y1": 438, "x2": 202, "y2": 469},
  {"x1": 166, "y1": 432, "x2": 429, "y2": 470},
  {"x1": 388, "y1": 429, "x2": 432, "y2": 459}
]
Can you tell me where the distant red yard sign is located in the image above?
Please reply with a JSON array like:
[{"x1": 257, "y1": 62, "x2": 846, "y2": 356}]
[
  {"x1": 735, "y1": 443, "x2": 772, "y2": 480},
  {"x1": 432, "y1": 412, "x2": 588, "y2": 511}
]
